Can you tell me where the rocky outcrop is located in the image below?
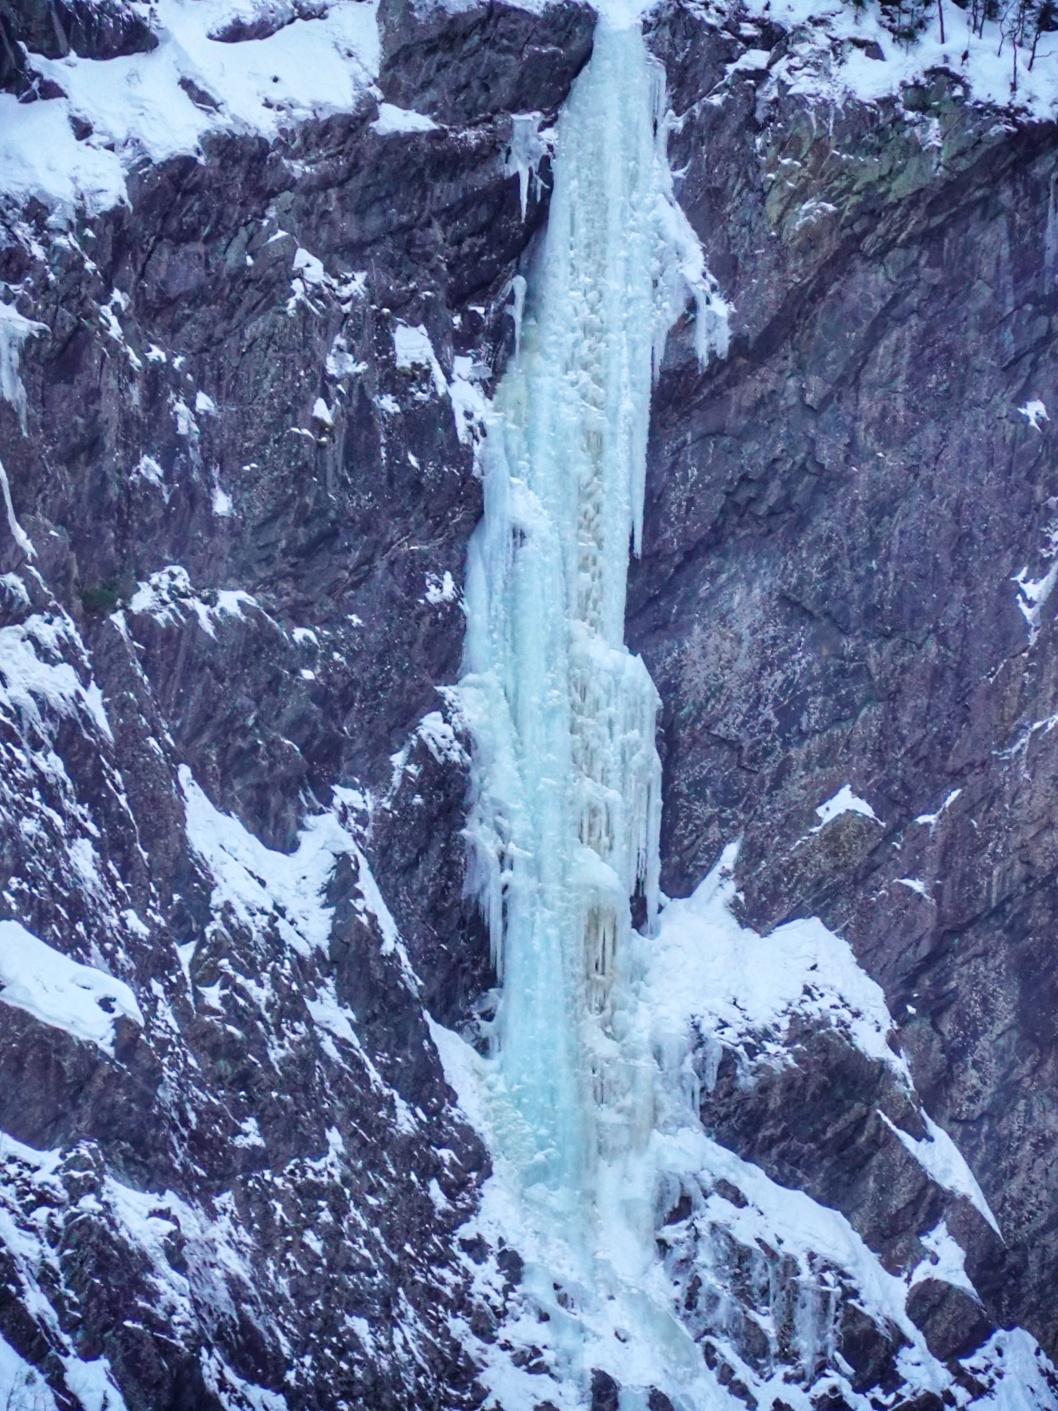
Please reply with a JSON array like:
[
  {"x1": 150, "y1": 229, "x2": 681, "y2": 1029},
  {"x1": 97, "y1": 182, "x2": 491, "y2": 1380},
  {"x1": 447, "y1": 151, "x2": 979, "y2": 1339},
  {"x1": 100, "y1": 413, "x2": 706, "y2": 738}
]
[
  {"x1": 0, "y1": 0, "x2": 156, "y2": 96},
  {"x1": 0, "y1": 0, "x2": 590, "y2": 1405},
  {"x1": 633, "y1": 0, "x2": 1058, "y2": 1377}
]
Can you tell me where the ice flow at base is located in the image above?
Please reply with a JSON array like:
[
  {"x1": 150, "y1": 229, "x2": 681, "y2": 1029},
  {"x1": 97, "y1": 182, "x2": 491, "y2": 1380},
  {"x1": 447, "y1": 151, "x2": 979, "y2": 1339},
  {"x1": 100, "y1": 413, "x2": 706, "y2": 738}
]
[{"x1": 460, "y1": 6, "x2": 727, "y2": 1356}]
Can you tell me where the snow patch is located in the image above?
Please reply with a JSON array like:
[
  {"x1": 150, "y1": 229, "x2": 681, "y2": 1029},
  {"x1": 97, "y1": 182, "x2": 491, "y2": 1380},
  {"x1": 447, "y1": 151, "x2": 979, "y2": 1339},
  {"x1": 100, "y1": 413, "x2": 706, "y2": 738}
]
[
  {"x1": 881, "y1": 1111, "x2": 1000, "y2": 1233},
  {"x1": 393, "y1": 322, "x2": 448, "y2": 399},
  {"x1": 0, "y1": 919, "x2": 143, "y2": 1054},
  {"x1": 896, "y1": 876, "x2": 932, "y2": 900},
  {"x1": 812, "y1": 783, "x2": 882, "y2": 830},
  {"x1": 2, "y1": 0, "x2": 381, "y2": 219},
  {"x1": 372, "y1": 102, "x2": 438, "y2": 135},
  {"x1": 424, "y1": 570, "x2": 457, "y2": 604},
  {"x1": 0, "y1": 457, "x2": 35, "y2": 559},
  {"x1": 915, "y1": 787, "x2": 961, "y2": 830},
  {"x1": 0, "y1": 301, "x2": 46, "y2": 432},
  {"x1": 1018, "y1": 398, "x2": 1049, "y2": 430}
]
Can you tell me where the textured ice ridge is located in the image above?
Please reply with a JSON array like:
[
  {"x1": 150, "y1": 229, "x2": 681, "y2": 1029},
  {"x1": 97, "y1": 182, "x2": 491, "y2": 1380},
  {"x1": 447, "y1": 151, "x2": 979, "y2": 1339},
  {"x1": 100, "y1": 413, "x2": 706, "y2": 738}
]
[{"x1": 460, "y1": 16, "x2": 728, "y2": 1218}]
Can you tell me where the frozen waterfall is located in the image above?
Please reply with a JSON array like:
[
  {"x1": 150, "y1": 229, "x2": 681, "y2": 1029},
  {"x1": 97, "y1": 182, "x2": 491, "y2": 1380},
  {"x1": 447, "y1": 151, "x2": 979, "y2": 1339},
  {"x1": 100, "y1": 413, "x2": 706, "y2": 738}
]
[{"x1": 461, "y1": 4, "x2": 727, "y2": 1285}]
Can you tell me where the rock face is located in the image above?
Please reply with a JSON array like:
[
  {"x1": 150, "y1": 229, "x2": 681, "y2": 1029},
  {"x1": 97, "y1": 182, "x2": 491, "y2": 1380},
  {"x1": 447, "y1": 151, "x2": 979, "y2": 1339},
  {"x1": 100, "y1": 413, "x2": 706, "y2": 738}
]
[
  {"x1": 0, "y1": 1, "x2": 590, "y2": 1405},
  {"x1": 0, "y1": 0, "x2": 1056, "y2": 1407},
  {"x1": 632, "y1": 0, "x2": 1058, "y2": 1377}
]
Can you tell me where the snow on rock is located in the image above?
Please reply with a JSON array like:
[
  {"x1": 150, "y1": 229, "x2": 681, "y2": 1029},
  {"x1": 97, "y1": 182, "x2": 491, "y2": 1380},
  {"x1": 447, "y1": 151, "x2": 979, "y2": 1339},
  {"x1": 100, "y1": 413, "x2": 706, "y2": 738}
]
[
  {"x1": 372, "y1": 102, "x2": 439, "y2": 135},
  {"x1": 896, "y1": 875, "x2": 933, "y2": 900},
  {"x1": 292, "y1": 246, "x2": 326, "y2": 286},
  {"x1": 59, "y1": 1357, "x2": 131, "y2": 1411},
  {"x1": 960, "y1": 1329, "x2": 1058, "y2": 1410},
  {"x1": 424, "y1": 570, "x2": 458, "y2": 604},
  {"x1": 812, "y1": 782, "x2": 883, "y2": 830},
  {"x1": 881, "y1": 1110, "x2": 1001, "y2": 1233},
  {"x1": 649, "y1": 1124, "x2": 957, "y2": 1408},
  {"x1": 393, "y1": 322, "x2": 448, "y2": 399},
  {"x1": 180, "y1": 766, "x2": 352, "y2": 958},
  {"x1": 0, "y1": 301, "x2": 46, "y2": 432},
  {"x1": 0, "y1": 457, "x2": 36, "y2": 559},
  {"x1": 649, "y1": 845, "x2": 1003, "y2": 1239},
  {"x1": 0, "y1": 95, "x2": 128, "y2": 218},
  {"x1": 211, "y1": 483, "x2": 234, "y2": 517},
  {"x1": 127, "y1": 566, "x2": 257, "y2": 638},
  {"x1": 0, "y1": 919, "x2": 143, "y2": 1054},
  {"x1": 416, "y1": 709, "x2": 468, "y2": 767},
  {"x1": 0, "y1": 0, "x2": 381, "y2": 219},
  {"x1": 181, "y1": 769, "x2": 417, "y2": 980},
  {"x1": 1018, "y1": 398, "x2": 1049, "y2": 430},
  {"x1": 0, "y1": 610, "x2": 112, "y2": 741},
  {"x1": 449, "y1": 354, "x2": 490, "y2": 446},
  {"x1": 0, "y1": 1333, "x2": 61, "y2": 1411},
  {"x1": 909, "y1": 1220, "x2": 978, "y2": 1297},
  {"x1": 1013, "y1": 545, "x2": 1058, "y2": 643},
  {"x1": 393, "y1": 324, "x2": 490, "y2": 446},
  {"x1": 915, "y1": 787, "x2": 961, "y2": 829},
  {"x1": 130, "y1": 454, "x2": 169, "y2": 498},
  {"x1": 646, "y1": 842, "x2": 904, "y2": 1078},
  {"x1": 744, "y1": 0, "x2": 1058, "y2": 122}
]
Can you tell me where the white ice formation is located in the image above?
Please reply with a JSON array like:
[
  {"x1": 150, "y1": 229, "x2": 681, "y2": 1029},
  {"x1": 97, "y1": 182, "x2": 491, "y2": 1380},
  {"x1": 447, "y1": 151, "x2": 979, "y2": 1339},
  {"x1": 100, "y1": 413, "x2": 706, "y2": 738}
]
[{"x1": 459, "y1": 17, "x2": 734, "y2": 1406}]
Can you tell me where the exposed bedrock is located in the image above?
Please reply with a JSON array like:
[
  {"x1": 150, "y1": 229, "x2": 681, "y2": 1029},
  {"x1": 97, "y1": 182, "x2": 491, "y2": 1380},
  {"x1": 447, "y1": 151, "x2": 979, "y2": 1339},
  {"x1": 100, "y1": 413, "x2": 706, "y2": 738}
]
[{"x1": 632, "y1": 0, "x2": 1058, "y2": 1368}]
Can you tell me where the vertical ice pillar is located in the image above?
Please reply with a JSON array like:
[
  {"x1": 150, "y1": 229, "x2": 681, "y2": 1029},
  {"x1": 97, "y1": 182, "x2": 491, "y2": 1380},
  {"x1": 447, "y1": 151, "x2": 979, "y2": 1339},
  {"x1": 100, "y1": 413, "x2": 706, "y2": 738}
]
[{"x1": 461, "y1": 19, "x2": 728, "y2": 1220}]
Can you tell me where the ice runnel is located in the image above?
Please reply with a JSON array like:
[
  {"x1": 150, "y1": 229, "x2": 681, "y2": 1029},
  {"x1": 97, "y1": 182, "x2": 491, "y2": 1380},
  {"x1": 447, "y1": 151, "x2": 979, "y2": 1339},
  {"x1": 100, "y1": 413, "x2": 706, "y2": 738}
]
[{"x1": 462, "y1": 14, "x2": 727, "y2": 1233}]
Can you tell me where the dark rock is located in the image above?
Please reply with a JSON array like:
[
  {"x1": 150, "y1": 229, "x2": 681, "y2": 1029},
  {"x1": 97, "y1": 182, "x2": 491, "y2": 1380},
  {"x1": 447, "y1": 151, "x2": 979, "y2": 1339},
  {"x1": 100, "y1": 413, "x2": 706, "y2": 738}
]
[
  {"x1": 633, "y1": 2, "x2": 1058, "y2": 1366},
  {"x1": 591, "y1": 1367, "x2": 620, "y2": 1411},
  {"x1": 907, "y1": 1279, "x2": 994, "y2": 1361},
  {"x1": 378, "y1": 0, "x2": 595, "y2": 124}
]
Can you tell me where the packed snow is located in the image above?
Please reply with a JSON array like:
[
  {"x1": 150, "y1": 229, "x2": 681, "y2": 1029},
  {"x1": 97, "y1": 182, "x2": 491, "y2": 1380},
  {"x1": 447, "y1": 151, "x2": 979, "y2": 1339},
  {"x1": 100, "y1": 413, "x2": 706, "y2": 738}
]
[
  {"x1": 745, "y1": 0, "x2": 1058, "y2": 120},
  {"x1": 812, "y1": 782, "x2": 883, "y2": 829},
  {"x1": 0, "y1": 919, "x2": 143, "y2": 1054},
  {"x1": 0, "y1": 0, "x2": 380, "y2": 218},
  {"x1": 0, "y1": 302, "x2": 45, "y2": 432},
  {"x1": 646, "y1": 841, "x2": 905, "y2": 1077}
]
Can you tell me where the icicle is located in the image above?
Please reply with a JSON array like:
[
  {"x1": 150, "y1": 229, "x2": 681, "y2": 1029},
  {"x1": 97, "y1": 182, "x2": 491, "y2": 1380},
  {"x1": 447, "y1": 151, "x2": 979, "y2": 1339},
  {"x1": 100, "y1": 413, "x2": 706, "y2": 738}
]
[
  {"x1": 506, "y1": 114, "x2": 552, "y2": 221},
  {"x1": 507, "y1": 274, "x2": 527, "y2": 355},
  {"x1": 0, "y1": 302, "x2": 45, "y2": 436}
]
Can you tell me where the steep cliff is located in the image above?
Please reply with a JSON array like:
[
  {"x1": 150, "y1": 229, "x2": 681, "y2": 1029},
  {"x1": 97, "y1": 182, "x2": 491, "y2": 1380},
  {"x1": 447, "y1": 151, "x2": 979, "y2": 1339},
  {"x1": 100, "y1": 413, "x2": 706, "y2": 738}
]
[{"x1": 0, "y1": 0, "x2": 1056, "y2": 1407}]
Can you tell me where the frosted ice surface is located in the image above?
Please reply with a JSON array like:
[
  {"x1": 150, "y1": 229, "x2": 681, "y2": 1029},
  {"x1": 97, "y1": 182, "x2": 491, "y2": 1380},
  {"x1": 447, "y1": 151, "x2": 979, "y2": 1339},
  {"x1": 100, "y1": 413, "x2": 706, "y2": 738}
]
[{"x1": 461, "y1": 18, "x2": 727, "y2": 1216}]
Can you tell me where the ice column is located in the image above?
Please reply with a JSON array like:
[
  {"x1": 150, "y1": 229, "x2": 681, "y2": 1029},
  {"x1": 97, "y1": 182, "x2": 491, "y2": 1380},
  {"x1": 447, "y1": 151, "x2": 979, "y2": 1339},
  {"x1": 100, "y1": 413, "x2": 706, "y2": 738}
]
[{"x1": 461, "y1": 19, "x2": 728, "y2": 1218}]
